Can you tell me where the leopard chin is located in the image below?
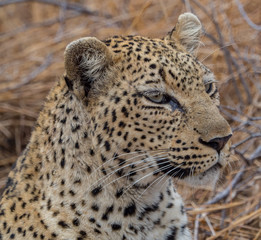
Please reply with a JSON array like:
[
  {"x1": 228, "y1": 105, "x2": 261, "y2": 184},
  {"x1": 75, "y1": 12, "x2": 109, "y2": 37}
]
[
  {"x1": 182, "y1": 149, "x2": 230, "y2": 189},
  {"x1": 183, "y1": 162, "x2": 222, "y2": 189}
]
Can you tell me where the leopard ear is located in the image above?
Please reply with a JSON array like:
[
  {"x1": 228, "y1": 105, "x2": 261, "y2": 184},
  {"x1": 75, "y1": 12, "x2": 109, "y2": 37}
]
[
  {"x1": 166, "y1": 13, "x2": 202, "y2": 54},
  {"x1": 64, "y1": 37, "x2": 115, "y2": 99}
]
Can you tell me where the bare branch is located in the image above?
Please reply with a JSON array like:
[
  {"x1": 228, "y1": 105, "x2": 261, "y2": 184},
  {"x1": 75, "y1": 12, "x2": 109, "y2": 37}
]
[
  {"x1": 234, "y1": 150, "x2": 251, "y2": 165},
  {"x1": 0, "y1": 12, "x2": 80, "y2": 38},
  {"x1": 193, "y1": 214, "x2": 200, "y2": 240},
  {"x1": 234, "y1": 0, "x2": 261, "y2": 31},
  {"x1": 230, "y1": 56, "x2": 252, "y2": 104},
  {"x1": 231, "y1": 133, "x2": 261, "y2": 149},
  {"x1": 0, "y1": 54, "x2": 53, "y2": 93},
  {"x1": 190, "y1": 0, "x2": 244, "y2": 105},
  {"x1": 206, "y1": 145, "x2": 261, "y2": 205},
  {"x1": 219, "y1": 7, "x2": 254, "y2": 104},
  {"x1": 250, "y1": 117, "x2": 261, "y2": 121},
  {"x1": 184, "y1": 0, "x2": 192, "y2": 12},
  {"x1": 0, "y1": 0, "x2": 110, "y2": 17},
  {"x1": 206, "y1": 165, "x2": 246, "y2": 205}
]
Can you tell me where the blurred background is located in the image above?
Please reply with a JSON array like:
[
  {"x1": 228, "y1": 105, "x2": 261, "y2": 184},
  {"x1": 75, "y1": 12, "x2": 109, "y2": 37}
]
[{"x1": 0, "y1": 0, "x2": 260, "y2": 239}]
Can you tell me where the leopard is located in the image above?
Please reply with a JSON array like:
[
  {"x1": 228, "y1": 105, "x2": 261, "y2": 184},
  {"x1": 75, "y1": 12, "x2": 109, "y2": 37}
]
[{"x1": 0, "y1": 13, "x2": 232, "y2": 240}]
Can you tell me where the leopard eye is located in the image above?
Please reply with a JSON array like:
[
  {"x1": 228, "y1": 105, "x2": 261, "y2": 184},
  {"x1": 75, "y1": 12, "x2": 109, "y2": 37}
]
[
  {"x1": 148, "y1": 93, "x2": 164, "y2": 103},
  {"x1": 146, "y1": 92, "x2": 170, "y2": 104},
  {"x1": 205, "y1": 82, "x2": 213, "y2": 94},
  {"x1": 144, "y1": 91, "x2": 182, "y2": 112}
]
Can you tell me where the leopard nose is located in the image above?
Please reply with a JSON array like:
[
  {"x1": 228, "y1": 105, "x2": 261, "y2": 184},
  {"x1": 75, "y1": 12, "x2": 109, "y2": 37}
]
[{"x1": 199, "y1": 134, "x2": 232, "y2": 153}]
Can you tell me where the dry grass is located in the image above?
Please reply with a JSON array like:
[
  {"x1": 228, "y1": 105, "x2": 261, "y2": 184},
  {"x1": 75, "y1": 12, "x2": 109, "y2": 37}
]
[{"x1": 0, "y1": 0, "x2": 260, "y2": 239}]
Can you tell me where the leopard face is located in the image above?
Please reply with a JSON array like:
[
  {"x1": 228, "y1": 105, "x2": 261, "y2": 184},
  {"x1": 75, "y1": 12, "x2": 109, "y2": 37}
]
[
  {"x1": 0, "y1": 13, "x2": 232, "y2": 240},
  {"x1": 64, "y1": 16, "x2": 232, "y2": 190}
]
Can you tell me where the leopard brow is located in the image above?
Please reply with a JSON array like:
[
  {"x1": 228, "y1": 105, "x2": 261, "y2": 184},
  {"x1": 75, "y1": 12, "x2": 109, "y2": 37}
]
[
  {"x1": 140, "y1": 88, "x2": 178, "y2": 101},
  {"x1": 142, "y1": 89, "x2": 165, "y2": 97},
  {"x1": 136, "y1": 84, "x2": 165, "y2": 95}
]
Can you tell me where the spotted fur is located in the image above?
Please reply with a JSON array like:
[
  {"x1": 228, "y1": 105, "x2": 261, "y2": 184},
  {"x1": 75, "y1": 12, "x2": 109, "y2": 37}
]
[{"x1": 0, "y1": 13, "x2": 232, "y2": 240}]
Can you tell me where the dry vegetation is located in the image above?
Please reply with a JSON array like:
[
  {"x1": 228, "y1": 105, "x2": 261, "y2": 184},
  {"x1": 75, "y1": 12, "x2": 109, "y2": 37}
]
[{"x1": 0, "y1": 0, "x2": 260, "y2": 239}]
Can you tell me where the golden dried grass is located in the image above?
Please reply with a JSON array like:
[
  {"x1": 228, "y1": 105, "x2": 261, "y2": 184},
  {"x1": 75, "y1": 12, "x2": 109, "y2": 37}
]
[{"x1": 0, "y1": 0, "x2": 260, "y2": 239}]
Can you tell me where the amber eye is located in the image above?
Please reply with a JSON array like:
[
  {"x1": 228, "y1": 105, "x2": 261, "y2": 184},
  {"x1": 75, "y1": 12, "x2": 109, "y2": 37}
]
[
  {"x1": 144, "y1": 91, "x2": 181, "y2": 112},
  {"x1": 145, "y1": 92, "x2": 171, "y2": 104},
  {"x1": 205, "y1": 82, "x2": 213, "y2": 94},
  {"x1": 147, "y1": 93, "x2": 165, "y2": 103}
]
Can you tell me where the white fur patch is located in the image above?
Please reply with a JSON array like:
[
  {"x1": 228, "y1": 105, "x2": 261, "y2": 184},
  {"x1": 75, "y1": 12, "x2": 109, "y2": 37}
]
[{"x1": 177, "y1": 13, "x2": 202, "y2": 53}]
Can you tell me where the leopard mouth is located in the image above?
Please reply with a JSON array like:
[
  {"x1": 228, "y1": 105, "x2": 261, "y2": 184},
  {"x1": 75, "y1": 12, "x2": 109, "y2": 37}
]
[
  {"x1": 156, "y1": 159, "x2": 192, "y2": 179},
  {"x1": 183, "y1": 162, "x2": 223, "y2": 188},
  {"x1": 156, "y1": 159, "x2": 222, "y2": 179}
]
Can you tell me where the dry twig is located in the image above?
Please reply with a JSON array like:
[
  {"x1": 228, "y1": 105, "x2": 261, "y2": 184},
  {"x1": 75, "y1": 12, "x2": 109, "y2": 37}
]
[
  {"x1": 0, "y1": 0, "x2": 106, "y2": 17},
  {"x1": 234, "y1": 0, "x2": 261, "y2": 31},
  {"x1": 0, "y1": 54, "x2": 53, "y2": 93}
]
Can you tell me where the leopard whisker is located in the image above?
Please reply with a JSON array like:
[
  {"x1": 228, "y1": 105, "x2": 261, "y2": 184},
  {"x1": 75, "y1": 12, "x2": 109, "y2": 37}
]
[
  {"x1": 137, "y1": 163, "x2": 184, "y2": 200},
  {"x1": 200, "y1": 43, "x2": 235, "y2": 62},
  {"x1": 109, "y1": 152, "x2": 168, "y2": 171},
  {"x1": 88, "y1": 150, "x2": 165, "y2": 183},
  {"x1": 87, "y1": 153, "x2": 168, "y2": 193},
  {"x1": 158, "y1": 163, "x2": 185, "y2": 193},
  {"x1": 99, "y1": 155, "x2": 169, "y2": 191},
  {"x1": 120, "y1": 161, "x2": 184, "y2": 200},
  {"x1": 98, "y1": 152, "x2": 168, "y2": 183},
  {"x1": 87, "y1": 158, "x2": 150, "y2": 193},
  {"x1": 118, "y1": 164, "x2": 173, "y2": 201},
  {"x1": 89, "y1": 149, "x2": 168, "y2": 180}
]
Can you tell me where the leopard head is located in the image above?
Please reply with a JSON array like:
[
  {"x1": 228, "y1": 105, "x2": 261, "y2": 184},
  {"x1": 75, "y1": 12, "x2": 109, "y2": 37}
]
[{"x1": 63, "y1": 13, "x2": 232, "y2": 189}]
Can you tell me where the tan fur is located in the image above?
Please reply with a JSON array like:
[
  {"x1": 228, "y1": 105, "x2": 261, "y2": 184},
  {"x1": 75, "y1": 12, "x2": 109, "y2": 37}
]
[{"x1": 0, "y1": 13, "x2": 231, "y2": 240}]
